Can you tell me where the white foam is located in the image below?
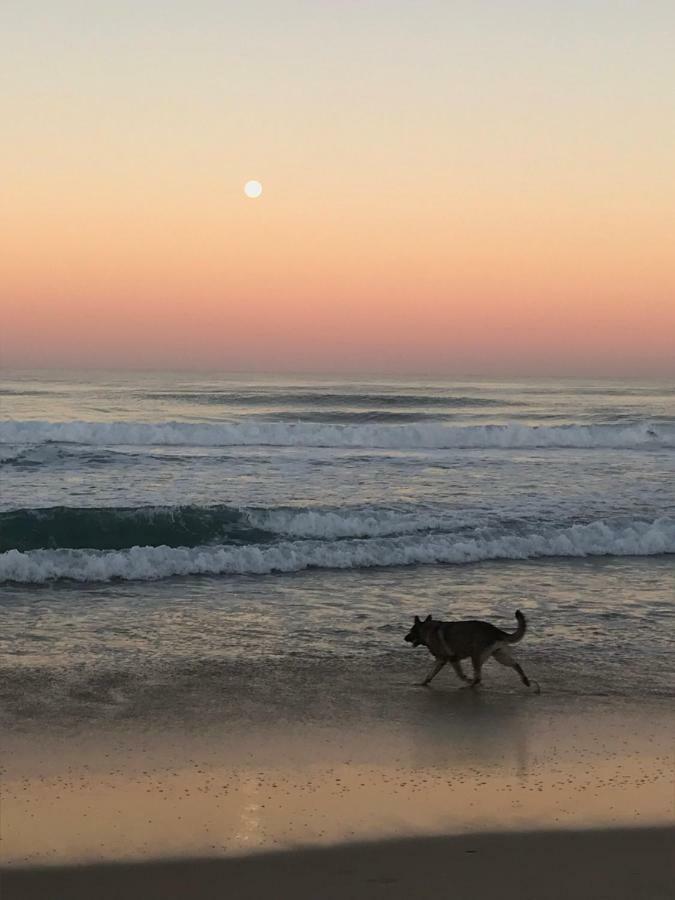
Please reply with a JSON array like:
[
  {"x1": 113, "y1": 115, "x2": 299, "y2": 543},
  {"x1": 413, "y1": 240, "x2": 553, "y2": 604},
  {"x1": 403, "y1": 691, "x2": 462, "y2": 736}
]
[
  {"x1": 1, "y1": 418, "x2": 673, "y2": 450},
  {"x1": 247, "y1": 507, "x2": 462, "y2": 539},
  {"x1": 2, "y1": 518, "x2": 673, "y2": 583}
]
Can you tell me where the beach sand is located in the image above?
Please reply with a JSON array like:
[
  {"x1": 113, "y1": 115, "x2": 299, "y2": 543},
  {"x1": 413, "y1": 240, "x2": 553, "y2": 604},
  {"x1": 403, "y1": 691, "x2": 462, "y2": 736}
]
[{"x1": 1, "y1": 672, "x2": 673, "y2": 899}]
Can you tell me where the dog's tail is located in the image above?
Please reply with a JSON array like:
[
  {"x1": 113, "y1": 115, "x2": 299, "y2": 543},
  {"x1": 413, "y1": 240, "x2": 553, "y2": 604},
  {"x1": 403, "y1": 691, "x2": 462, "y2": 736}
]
[{"x1": 504, "y1": 609, "x2": 527, "y2": 644}]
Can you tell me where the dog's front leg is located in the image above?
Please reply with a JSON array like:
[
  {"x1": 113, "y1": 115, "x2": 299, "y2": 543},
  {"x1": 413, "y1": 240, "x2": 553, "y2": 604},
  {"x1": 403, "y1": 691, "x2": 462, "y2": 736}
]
[{"x1": 420, "y1": 658, "x2": 446, "y2": 686}]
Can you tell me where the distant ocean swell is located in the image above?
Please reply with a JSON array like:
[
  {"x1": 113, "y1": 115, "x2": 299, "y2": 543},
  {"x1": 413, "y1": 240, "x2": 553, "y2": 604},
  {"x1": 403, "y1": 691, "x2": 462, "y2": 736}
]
[
  {"x1": 2, "y1": 517, "x2": 673, "y2": 583},
  {"x1": 139, "y1": 390, "x2": 507, "y2": 407},
  {"x1": 1, "y1": 419, "x2": 673, "y2": 450}
]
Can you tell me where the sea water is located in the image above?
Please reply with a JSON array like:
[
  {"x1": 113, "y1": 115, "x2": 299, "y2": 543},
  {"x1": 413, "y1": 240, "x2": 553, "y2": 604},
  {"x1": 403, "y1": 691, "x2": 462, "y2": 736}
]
[{"x1": 1, "y1": 371, "x2": 673, "y2": 726}]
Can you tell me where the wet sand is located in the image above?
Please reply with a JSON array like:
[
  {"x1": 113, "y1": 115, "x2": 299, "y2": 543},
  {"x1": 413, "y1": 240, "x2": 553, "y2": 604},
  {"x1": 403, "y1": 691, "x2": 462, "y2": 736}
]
[
  {"x1": 3, "y1": 826, "x2": 673, "y2": 900},
  {"x1": 2, "y1": 686, "x2": 673, "y2": 865},
  {"x1": 2, "y1": 652, "x2": 673, "y2": 900}
]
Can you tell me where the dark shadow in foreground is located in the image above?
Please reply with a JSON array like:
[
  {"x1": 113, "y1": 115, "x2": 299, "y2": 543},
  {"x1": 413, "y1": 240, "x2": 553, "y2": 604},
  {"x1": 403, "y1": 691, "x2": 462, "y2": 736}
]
[{"x1": 2, "y1": 826, "x2": 672, "y2": 900}]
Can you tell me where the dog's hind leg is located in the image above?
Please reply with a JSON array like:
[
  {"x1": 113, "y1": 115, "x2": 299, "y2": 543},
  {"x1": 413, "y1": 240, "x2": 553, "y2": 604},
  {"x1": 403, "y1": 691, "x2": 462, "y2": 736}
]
[
  {"x1": 421, "y1": 659, "x2": 446, "y2": 686},
  {"x1": 470, "y1": 646, "x2": 496, "y2": 687},
  {"x1": 449, "y1": 659, "x2": 470, "y2": 683},
  {"x1": 470, "y1": 653, "x2": 483, "y2": 687},
  {"x1": 493, "y1": 648, "x2": 540, "y2": 692}
]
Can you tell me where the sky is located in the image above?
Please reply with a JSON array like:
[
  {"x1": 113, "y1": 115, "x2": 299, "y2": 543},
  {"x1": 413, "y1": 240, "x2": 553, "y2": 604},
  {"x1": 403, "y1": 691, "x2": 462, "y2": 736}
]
[{"x1": 2, "y1": 0, "x2": 674, "y2": 376}]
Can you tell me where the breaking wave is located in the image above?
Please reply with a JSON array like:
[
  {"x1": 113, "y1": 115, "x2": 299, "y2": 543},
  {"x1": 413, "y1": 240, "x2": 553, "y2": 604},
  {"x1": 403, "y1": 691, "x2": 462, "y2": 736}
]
[
  {"x1": 0, "y1": 503, "x2": 479, "y2": 552},
  {"x1": 2, "y1": 517, "x2": 673, "y2": 583},
  {"x1": 0, "y1": 444, "x2": 129, "y2": 468},
  {"x1": 1, "y1": 419, "x2": 673, "y2": 450},
  {"x1": 0, "y1": 505, "x2": 271, "y2": 553}
]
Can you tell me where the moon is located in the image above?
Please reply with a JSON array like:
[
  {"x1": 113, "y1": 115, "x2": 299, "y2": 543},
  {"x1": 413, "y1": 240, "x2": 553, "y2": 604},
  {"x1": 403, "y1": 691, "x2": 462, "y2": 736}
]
[{"x1": 244, "y1": 180, "x2": 263, "y2": 199}]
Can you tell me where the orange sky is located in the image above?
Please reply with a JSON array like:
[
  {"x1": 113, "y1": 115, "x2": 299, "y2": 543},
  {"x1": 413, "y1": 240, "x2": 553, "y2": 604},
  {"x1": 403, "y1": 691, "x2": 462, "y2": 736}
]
[{"x1": 2, "y1": 2, "x2": 674, "y2": 375}]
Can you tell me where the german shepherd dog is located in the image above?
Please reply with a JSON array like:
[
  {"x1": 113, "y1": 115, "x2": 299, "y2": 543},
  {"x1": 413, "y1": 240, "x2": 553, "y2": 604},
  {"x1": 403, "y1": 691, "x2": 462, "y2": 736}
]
[{"x1": 404, "y1": 610, "x2": 540, "y2": 691}]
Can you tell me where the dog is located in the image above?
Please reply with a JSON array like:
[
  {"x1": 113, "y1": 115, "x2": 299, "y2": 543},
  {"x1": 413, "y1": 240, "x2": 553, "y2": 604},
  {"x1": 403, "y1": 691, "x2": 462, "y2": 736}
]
[{"x1": 404, "y1": 610, "x2": 539, "y2": 691}]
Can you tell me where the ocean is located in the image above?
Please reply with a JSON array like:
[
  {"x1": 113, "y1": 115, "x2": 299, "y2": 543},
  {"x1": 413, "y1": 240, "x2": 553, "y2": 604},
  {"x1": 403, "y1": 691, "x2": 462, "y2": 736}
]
[{"x1": 1, "y1": 371, "x2": 674, "y2": 728}]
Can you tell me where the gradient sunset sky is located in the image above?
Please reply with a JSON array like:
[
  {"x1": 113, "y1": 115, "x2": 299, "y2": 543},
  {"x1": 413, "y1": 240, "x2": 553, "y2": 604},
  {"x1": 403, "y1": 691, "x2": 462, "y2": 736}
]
[{"x1": 2, "y1": 1, "x2": 674, "y2": 375}]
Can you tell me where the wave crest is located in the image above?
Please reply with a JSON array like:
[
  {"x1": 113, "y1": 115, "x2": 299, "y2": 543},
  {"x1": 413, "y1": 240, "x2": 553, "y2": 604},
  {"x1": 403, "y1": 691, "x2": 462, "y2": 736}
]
[
  {"x1": 2, "y1": 518, "x2": 672, "y2": 583},
  {"x1": 0, "y1": 505, "x2": 270, "y2": 552},
  {"x1": 1, "y1": 419, "x2": 672, "y2": 450}
]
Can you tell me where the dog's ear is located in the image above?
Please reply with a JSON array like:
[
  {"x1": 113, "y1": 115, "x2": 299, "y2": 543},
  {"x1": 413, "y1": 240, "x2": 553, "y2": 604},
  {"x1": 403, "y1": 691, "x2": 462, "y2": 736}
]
[
  {"x1": 425, "y1": 614, "x2": 432, "y2": 622},
  {"x1": 414, "y1": 615, "x2": 420, "y2": 623}
]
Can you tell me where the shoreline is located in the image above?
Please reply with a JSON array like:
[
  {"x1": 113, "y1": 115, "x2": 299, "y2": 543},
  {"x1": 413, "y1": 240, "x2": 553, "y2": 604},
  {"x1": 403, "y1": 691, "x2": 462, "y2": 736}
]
[{"x1": 3, "y1": 826, "x2": 673, "y2": 900}]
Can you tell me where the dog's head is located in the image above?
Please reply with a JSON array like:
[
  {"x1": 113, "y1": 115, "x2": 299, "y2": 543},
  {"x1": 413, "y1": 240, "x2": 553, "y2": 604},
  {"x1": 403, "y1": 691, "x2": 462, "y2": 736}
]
[{"x1": 404, "y1": 614, "x2": 432, "y2": 647}]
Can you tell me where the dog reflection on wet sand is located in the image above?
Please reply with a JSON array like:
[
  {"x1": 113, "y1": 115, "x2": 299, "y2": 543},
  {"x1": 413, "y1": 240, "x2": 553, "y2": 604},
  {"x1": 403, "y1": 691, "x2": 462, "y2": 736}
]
[{"x1": 404, "y1": 610, "x2": 540, "y2": 692}]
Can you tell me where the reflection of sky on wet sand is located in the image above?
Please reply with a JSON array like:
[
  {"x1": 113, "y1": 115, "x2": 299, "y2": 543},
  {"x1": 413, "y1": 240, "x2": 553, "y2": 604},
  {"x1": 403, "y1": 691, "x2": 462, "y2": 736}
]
[{"x1": 3, "y1": 700, "x2": 672, "y2": 866}]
